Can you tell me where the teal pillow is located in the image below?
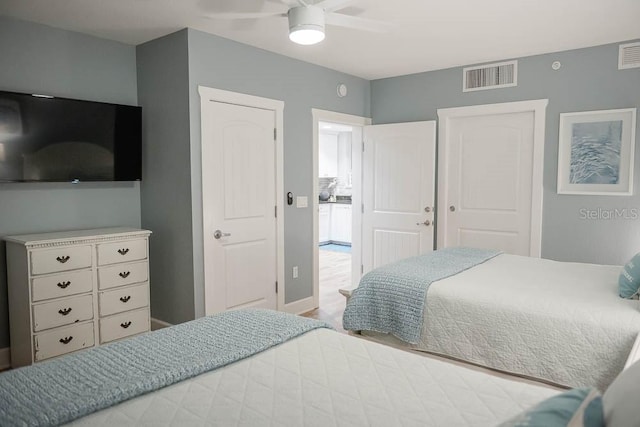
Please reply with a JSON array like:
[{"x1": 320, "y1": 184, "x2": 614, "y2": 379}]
[
  {"x1": 619, "y1": 253, "x2": 640, "y2": 298},
  {"x1": 500, "y1": 388, "x2": 604, "y2": 427}
]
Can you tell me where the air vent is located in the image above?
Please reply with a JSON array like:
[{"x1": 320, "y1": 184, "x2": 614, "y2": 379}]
[
  {"x1": 619, "y1": 42, "x2": 640, "y2": 70},
  {"x1": 463, "y1": 60, "x2": 517, "y2": 92}
]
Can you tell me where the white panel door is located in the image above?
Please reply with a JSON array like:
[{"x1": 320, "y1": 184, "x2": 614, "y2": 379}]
[
  {"x1": 441, "y1": 111, "x2": 535, "y2": 255},
  {"x1": 362, "y1": 121, "x2": 436, "y2": 273},
  {"x1": 202, "y1": 101, "x2": 277, "y2": 314}
]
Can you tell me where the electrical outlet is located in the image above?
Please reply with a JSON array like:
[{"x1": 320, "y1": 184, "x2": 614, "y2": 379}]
[{"x1": 292, "y1": 266, "x2": 298, "y2": 278}]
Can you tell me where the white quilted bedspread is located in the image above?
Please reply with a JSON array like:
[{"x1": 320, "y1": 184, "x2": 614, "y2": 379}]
[
  {"x1": 69, "y1": 328, "x2": 557, "y2": 426},
  {"x1": 416, "y1": 254, "x2": 640, "y2": 391}
]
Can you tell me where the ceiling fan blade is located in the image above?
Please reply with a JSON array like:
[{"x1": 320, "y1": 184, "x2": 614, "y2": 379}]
[
  {"x1": 325, "y1": 12, "x2": 391, "y2": 33},
  {"x1": 205, "y1": 12, "x2": 287, "y2": 20},
  {"x1": 312, "y1": 0, "x2": 357, "y2": 12}
]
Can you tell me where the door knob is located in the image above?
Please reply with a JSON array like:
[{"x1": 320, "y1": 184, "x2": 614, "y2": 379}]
[
  {"x1": 417, "y1": 220, "x2": 431, "y2": 226},
  {"x1": 449, "y1": 206, "x2": 456, "y2": 212},
  {"x1": 213, "y1": 230, "x2": 231, "y2": 239},
  {"x1": 424, "y1": 207, "x2": 431, "y2": 213}
]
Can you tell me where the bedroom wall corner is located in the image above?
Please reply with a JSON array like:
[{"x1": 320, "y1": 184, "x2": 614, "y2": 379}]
[{"x1": 137, "y1": 29, "x2": 196, "y2": 325}]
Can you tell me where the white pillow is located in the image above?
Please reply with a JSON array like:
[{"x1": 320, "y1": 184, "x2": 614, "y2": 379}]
[{"x1": 603, "y1": 358, "x2": 640, "y2": 427}]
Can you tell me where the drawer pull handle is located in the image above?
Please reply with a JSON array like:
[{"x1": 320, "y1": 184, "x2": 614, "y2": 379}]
[
  {"x1": 56, "y1": 255, "x2": 71, "y2": 263},
  {"x1": 57, "y1": 281, "x2": 71, "y2": 289},
  {"x1": 120, "y1": 296, "x2": 131, "y2": 303},
  {"x1": 118, "y1": 248, "x2": 130, "y2": 255},
  {"x1": 119, "y1": 271, "x2": 131, "y2": 279},
  {"x1": 59, "y1": 336, "x2": 73, "y2": 344},
  {"x1": 58, "y1": 307, "x2": 72, "y2": 316},
  {"x1": 120, "y1": 321, "x2": 132, "y2": 329}
]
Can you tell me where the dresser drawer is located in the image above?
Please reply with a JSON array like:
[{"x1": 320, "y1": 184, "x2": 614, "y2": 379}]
[
  {"x1": 30, "y1": 245, "x2": 92, "y2": 275},
  {"x1": 34, "y1": 322, "x2": 95, "y2": 362},
  {"x1": 99, "y1": 283, "x2": 149, "y2": 317},
  {"x1": 31, "y1": 269, "x2": 93, "y2": 302},
  {"x1": 99, "y1": 308, "x2": 149, "y2": 343},
  {"x1": 97, "y1": 239, "x2": 147, "y2": 266},
  {"x1": 32, "y1": 294, "x2": 94, "y2": 332},
  {"x1": 98, "y1": 261, "x2": 148, "y2": 290}
]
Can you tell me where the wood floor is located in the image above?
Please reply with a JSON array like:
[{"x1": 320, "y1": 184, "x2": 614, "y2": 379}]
[{"x1": 301, "y1": 247, "x2": 352, "y2": 333}]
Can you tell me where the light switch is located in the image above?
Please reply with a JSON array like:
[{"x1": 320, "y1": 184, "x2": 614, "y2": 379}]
[
  {"x1": 292, "y1": 266, "x2": 298, "y2": 278},
  {"x1": 296, "y1": 196, "x2": 308, "y2": 208}
]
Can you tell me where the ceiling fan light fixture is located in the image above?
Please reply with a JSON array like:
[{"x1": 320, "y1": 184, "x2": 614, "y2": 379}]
[
  {"x1": 288, "y1": 6, "x2": 325, "y2": 45},
  {"x1": 289, "y1": 28, "x2": 325, "y2": 45}
]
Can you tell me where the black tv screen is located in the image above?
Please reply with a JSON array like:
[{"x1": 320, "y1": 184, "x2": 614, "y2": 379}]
[{"x1": 0, "y1": 90, "x2": 142, "y2": 182}]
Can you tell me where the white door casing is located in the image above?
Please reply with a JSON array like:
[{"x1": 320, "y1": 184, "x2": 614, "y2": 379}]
[
  {"x1": 437, "y1": 100, "x2": 547, "y2": 257},
  {"x1": 199, "y1": 87, "x2": 284, "y2": 315},
  {"x1": 362, "y1": 121, "x2": 437, "y2": 273}
]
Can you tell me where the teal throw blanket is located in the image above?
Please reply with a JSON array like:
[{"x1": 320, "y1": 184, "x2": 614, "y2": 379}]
[
  {"x1": 343, "y1": 247, "x2": 501, "y2": 343},
  {"x1": 0, "y1": 309, "x2": 331, "y2": 427}
]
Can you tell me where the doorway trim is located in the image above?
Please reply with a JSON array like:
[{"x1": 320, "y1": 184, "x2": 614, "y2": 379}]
[
  {"x1": 311, "y1": 109, "x2": 371, "y2": 310},
  {"x1": 437, "y1": 99, "x2": 548, "y2": 257},
  {"x1": 199, "y1": 85, "x2": 285, "y2": 312}
]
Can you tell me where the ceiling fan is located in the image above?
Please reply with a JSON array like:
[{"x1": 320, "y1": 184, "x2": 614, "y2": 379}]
[{"x1": 206, "y1": 0, "x2": 391, "y2": 45}]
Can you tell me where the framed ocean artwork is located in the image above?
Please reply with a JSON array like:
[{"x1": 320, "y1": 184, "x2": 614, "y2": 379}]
[{"x1": 557, "y1": 108, "x2": 636, "y2": 195}]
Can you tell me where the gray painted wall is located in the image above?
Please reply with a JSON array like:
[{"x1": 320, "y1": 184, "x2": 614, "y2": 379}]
[
  {"x1": 0, "y1": 17, "x2": 140, "y2": 349},
  {"x1": 371, "y1": 41, "x2": 640, "y2": 265},
  {"x1": 187, "y1": 29, "x2": 370, "y2": 312},
  {"x1": 136, "y1": 30, "x2": 195, "y2": 324}
]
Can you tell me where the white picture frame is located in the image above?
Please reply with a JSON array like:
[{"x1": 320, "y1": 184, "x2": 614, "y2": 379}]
[{"x1": 557, "y1": 108, "x2": 636, "y2": 196}]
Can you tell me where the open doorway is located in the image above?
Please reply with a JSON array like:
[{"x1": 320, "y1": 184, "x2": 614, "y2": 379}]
[
  {"x1": 310, "y1": 109, "x2": 370, "y2": 329},
  {"x1": 318, "y1": 121, "x2": 353, "y2": 323}
]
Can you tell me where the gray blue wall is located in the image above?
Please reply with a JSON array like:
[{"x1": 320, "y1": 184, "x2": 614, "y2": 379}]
[
  {"x1": 371, "y1": 41, "x2": 640, "y2": 265},
  {"x1": 188, "y1": 29, "x2": 370, "y2": 312},
  {"x1": 136, "y1": 30, "x2": 194, "y2": 324},
  {"x1": 0, "y1": 17, "x2": 140, "y2": 349}
]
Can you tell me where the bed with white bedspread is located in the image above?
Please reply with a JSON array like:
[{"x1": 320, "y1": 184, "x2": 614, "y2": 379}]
[
  {"x1": 0, "y1": 309, "x2": 560, "y2": 426},
  {"x1": 345, "y1": 252, "x2": 640, "y2": 391},
  {"x1": 70, "y1": 327, "x2": 559, "y2": 426}
]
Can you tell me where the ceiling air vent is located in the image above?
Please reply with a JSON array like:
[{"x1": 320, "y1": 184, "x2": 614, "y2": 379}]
[
  {"x1": 619, "y1": 42, "x2": 640, "y2": 70},
  {"x1": 463, "y1": 60, "x2": 517, "y2": 92}
]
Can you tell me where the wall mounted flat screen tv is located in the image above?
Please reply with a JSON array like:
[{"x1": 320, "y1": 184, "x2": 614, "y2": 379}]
[{"x1": 0, "y1": 90, "x2": 142, "y2": 182}]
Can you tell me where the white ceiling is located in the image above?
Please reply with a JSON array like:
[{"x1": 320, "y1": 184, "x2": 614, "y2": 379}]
[{"x1": 1, "y1": 0, "x2": 639, "y2": 80}]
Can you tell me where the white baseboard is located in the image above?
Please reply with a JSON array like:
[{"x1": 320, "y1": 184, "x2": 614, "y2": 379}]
[
  {"x1": 282, "y1": 296, "x2": 316, "y2": 315},
  {"x1": 151, "y1": 317, "x2": 173, "y2": 331},
  {"x1": 0, "y1": 347, "x2": 10, "y2": 370}
]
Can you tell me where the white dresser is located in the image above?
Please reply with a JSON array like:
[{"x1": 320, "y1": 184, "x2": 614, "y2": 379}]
[{"x1": 5, "y1": 227, "x2": 152, "y2": 368}]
